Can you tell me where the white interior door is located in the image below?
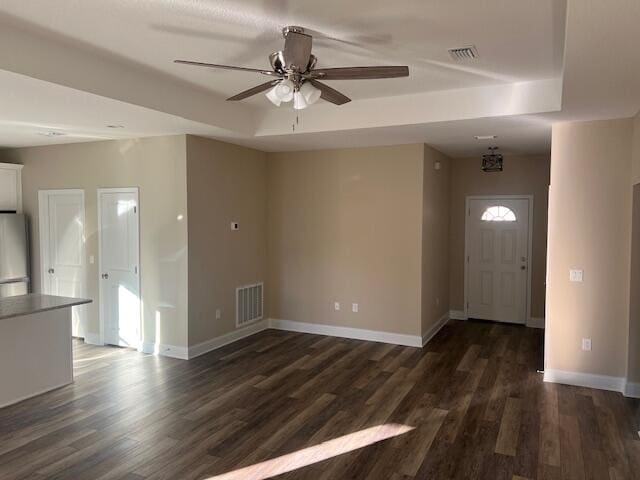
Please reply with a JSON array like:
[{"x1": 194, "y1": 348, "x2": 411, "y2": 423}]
[
  {"x1": 98, "y1": 188, "x2": 140, "y2": 348},
  {"x1": 465, "y1": 197, "x2": 530, "y2": 324},
  {"x1": 39, "y1": 190, "x2": 86, "y2": 337}
]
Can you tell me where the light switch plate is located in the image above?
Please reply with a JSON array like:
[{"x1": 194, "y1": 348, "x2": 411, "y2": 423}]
[
  {"x1": 352, "y1": 303, "x2": 359, "y2": 313},
  {"x1": 569, "y1": 269, "x2": 584, "y2": 282},
  {"x1": 582, "y1": 338, "x2": 592, "y2": 351}
]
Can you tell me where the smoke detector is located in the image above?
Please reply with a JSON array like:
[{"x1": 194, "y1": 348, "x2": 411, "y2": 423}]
[{"x1": 448, "y1": 45, "x2": 479, "y2": 61}]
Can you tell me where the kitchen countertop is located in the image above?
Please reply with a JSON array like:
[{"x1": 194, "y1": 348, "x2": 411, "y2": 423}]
[{"x1": 0, "y1": 294, "x2": 92, "y2": 320}]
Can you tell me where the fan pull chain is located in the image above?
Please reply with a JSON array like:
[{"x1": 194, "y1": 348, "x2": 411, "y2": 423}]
[{"x1": 292, "y1": 114, "x2": 301, "y2": 132}]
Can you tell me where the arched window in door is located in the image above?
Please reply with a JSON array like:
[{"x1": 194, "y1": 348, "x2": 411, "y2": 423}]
[{"x1": 481, "y1": 205, "x2": 516, "y2": 222}]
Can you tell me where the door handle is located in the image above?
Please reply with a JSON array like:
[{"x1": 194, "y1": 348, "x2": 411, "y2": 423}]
[
  {"x1": 48, "y1": 268, "x2": 55, "y2": 274},
  {"x1": 102, "y1": 273, "x2": 109, "y2": 279}
]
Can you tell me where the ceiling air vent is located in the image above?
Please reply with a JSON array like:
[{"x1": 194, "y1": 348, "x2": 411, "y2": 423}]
[{"x1": 448, "y1": 45, "x2": 479, "y2": 61}]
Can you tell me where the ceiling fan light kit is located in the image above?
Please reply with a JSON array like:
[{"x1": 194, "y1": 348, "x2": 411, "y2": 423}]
[
  {"x1": 175, "y1": 26, "x2": 409, "y2": 110},
  {"x1": 300, "y1": 82, "x2": 321, "y2": 104},
  {"x1": 293, "y1": 91, "x2": 308, "y2": 110}
]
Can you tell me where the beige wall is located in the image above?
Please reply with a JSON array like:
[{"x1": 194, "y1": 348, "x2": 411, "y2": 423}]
[
  {"x1": 267, "y1": 144, "x2": 425, "y2": 337},
  {"x1": 449, "y1": 155, "x2": 550, "y2": 318},
  {"x1": 548, "y1": 119, "x2": 633, "y2": 377},
  {"x1": 632, "y1": 112, "x2": 640, "y2": 185},
  {"x1": 422, "y1": 145, "x2": 451, "y2": 335},
  {"x1": 629, "y1": 185, "x2": 640, "y2": 383},
  {"x1": 0, "y1": 136, "x2": 189, "y2": 348},
  {"x1": 630, "y1": 111, "x2": 640, "y2": 383},
  {"x1": 186, "y1": 136, "x2": 268, "y2": 346}
]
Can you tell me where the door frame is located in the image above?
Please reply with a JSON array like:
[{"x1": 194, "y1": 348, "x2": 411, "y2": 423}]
[
  {"x1": 97, "y1": 187, "x2": 141, "y2": 347},
  {"x1": 463, "y1": 195, "x2": 534, "y2": 324},
  {"x1": 38, "y1": 189, "x2": 87, "y2": 335}
]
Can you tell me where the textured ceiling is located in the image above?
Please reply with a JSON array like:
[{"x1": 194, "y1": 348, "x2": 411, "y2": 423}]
[
  {"x1": 1, "y1": 0, "x2": 638, "y2": 157},
  {"x1": 0, "y1": 0, "x2": 564, "y2": 105}
]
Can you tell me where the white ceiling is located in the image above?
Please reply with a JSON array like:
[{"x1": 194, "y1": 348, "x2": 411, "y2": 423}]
[
  {"x1": 0, "y1": 0, "x2": 639, "y2": 157},
  {"x1": 0, "y1": 0, "x2": 564, "y2": 103},
  {"x1": 0, "y1": 69, "x2": 225, "y2": 148}
]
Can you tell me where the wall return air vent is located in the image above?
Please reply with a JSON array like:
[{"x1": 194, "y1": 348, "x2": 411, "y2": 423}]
[
  {"x1": 448, "y1": 45, "x2": 479, "y2": 61},
  {"x1": 236, "y1": 282, "x2": 264, "y2": 327}
]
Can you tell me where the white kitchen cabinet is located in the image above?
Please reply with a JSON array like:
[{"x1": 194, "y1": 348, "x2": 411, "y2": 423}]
[{"x1": 0, "y1": 163, "x2": 23, "y2": 213}]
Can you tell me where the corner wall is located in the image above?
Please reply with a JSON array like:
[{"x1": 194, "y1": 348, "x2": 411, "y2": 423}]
[
  {"x1": 629, "y1": 184, "x2": 640, "y2": 385},
  {"x1": 629, "y1": 111, "x2": 640, "y2": 386},
  {"x1": 547, "y1": 119, "x2": 633, "y2": 380},
  {"x1": 421, "y1": 145, "x2": 451, "y2": 339},
  {"x1": 186, "y1": 136, "x2": 268, "y2": 347}
]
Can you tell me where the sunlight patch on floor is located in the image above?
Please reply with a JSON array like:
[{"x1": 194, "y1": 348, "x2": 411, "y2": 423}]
[{"x1": 207, "y1": 423, "x2": 414, "y2": 480}]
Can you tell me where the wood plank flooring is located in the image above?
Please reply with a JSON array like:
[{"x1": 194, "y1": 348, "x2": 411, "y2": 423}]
[{"x1": 0, "y1": 320, "x2": 639, "y2": 479}]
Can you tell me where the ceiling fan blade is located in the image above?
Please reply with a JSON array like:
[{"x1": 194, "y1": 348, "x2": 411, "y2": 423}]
[
  {"x1": 227, "y1": 80, "x2": 280, "y2": 101},
  {"x1": 174, "y1": 60, "x2": 280, "y2": 76},
  {"x1": 308, "y1": 79, "x2": 351, "y2": 105},
  {"x1": 312, "y1": 66, "x2": 409, "y2": 80},
  {"x1": 283, "y1": 30, "x2": 312, "y2": 71}
]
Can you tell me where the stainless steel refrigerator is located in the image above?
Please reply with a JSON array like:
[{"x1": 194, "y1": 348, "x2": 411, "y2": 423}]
[{"x1": 0, "y1": 214, "x2": 29, "y2": 297}]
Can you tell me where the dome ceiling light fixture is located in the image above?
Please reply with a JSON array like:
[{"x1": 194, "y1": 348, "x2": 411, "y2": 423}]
[{"x1": 174, "y1": 26, "x2": 410, "y2": 110}]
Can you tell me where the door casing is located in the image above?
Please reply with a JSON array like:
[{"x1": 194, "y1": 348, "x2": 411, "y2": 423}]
[
  {"x1": 464, "y1": 195, "x2": 534, "y2": 324},
  {"x1": 97, "y1": 187, "x2": 141, "y2": 347}
]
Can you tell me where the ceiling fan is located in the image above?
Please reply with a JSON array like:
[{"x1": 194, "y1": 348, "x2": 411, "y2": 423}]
[{"x1": 174, "y1": 26, "x2": 409, "y2": 110}]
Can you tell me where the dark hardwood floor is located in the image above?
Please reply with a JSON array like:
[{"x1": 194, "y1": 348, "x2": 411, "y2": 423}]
[{"x1": 1, "y1": 320, "x2": 639, "y2": 480}]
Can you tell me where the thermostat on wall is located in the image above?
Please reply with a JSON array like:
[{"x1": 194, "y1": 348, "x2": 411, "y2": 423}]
[{"x1": 231, "y1": 222, "x2": 239, "y2": 230}]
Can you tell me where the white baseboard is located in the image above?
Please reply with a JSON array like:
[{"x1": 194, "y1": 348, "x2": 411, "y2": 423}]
[
  {"x1": 624, "y1": 381, "x2": 640, "y2": 399},
  {"x1": 188, "y1": 319, "x2": 269, "y2": 359},
  {"x1": 526, "y1": 317, "x2": 545, "y2": 329},
  {"x1": 269, "y1": 318, "x2": 423, "y2": 347},
  {"x1": 140, "y1": 342, "x2": 189, "y2": 360},
  {"x1": 82, "y1": 333, "x2": 103, "y2": 346},
  {"x1": 544, "y1": 369, "x2": 626, "y2": 394},
  {"x1": 422, "y1": 313, "x2": 449, "y2": 347},
  {"x1": 0, "y1": 381, "x2": 72, "y2": 409},
  {"x1": 449, "y1": 310, "x2": 468, "y2": 320}
]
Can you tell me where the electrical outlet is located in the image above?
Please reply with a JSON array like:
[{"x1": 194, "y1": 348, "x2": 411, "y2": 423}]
[
  {"x1": 334, "y1": 302, "x2": 340, "y2": 311},
  {"x1": 215, "y1": 309, "x2": 221, "y2": 320},
  {"x1": 570, "y1": 269, "x2": 584, "y2": 283},
  {"x1": 352, "y1": 303, "x2": 359, "y2": 313},
  {"x1": 582, "y1": 338, "x2": 592, "y2": 351}
]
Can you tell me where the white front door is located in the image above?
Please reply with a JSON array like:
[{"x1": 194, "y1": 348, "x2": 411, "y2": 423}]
[
  {"x1": 465, "y1": 197, "x2": 530, "y2": 324},
  {"x1": 98, "y1": 189, "x2": 140, "y2": 348},
  {"x1": 39, "y1": 190, "x2": 86, "y2": 337}
]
